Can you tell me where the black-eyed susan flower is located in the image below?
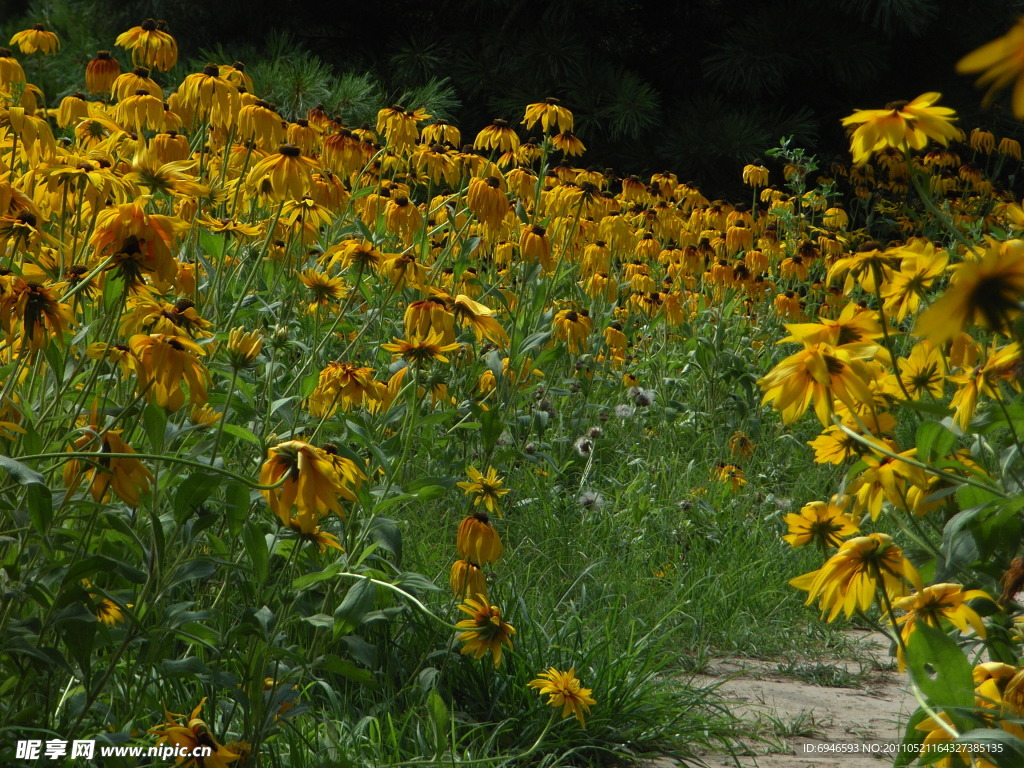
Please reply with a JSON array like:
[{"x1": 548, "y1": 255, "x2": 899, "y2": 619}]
[
  {"x1": 91, "y1": 198, "x2": 187, "y2": 286},
  {"x1": 742, "y1": 162, "x2": 769, "y2": 187},
  {"x1": 9, "y1": 24, "x2": 59, "y2": 55},
  {"x1": 520, "y1": 224, "x2": 552, "y2": 270},
  {"x1": 178, "y1": 64, "x2": 239, "y2": 128},
  {"x1": 111, "y1": 66, "x2": 162, "y2": 101},
  {"x1": 115, "y1": 18, "x2": 177, "y2": 71},
  {"x1": 790, "y1": 533, "x2": 917, "y2": 621},
  {"x1": 552, "y1": 308, "x2": 592, "y2": 354},
  {"x1": 893, "y1": 584, "x2": 990, "y2": 670},
  {"x1": 474, "y1": 119, "x2": 520, "y2": 153},
  {"x1": 466, "y1": 176, "x2": 508, "y2": 231},
  {"x1": 11, "y1": 279, "x2": 73, "y2": 351},
  {"x1": 841, "y1": 93, "x2": 958, "y2": 165},
  {"x1": 958, "y1": 18, "x2": 1024, "y2": 117},
  {"x1": 522, "y1": 97, "x2": 573, "y2": 134},
  {"x1": 246, "y1": 144, "x2": 318, "y2": 202},
  {"x1": 450, "y1": 559, "x2": 488, "y2": 598},
  {"x1": 259, "y1": 440, "x2": 357, "y2": 525},
  {"x1": 528, "y1": 667, "x2": 596, "y2": 727},
  {"x1": 382, "y1": 331, "x2": 459, "y2": 364},
  {"x1": 455, "y1": 594, "x2": 515, "y2": 668},
  {"x1": 551, "y1": 131, "x2": 586, "y2": 157},
  {"x1": 457, "y1": 466, "x2": 509, "y2": 515},
  {"x1": 898, "y1": 341, "x2": 946, "y2": 399},
  {"x1": 225, "y1": 327, "x2": 262, "y2": 369},
  {"x1": 299, "y1": 269, "x2": 347, "y2": 313},
  {"x1": 757, "y1": 342, "x2": 875, "y2": 426},
  {"x1": 783, "y1": 497, "x2": 858, "y2": 551},
  {"x1": 64, "y1": 428, "x2": 153, "y2": 507},
  {"x1": 0, "y1": 47, "x2": 25, "y2": 87},
  {"x1": 85, "y1": 51, "x2": 120, "y2": 94},
  {"x1": 129, "y1": 333, "x2": 210, "y2": 412},
  {"x1": 306, "y1": 361, "x2": 380, "y2": 417},
  {"x1": 457, "y1": 511, "x2": 503, "y2": 564},
  {"x1": 418, "y1": 118, "x2": 460, "y2": 148},
  {"x1": 149, "y1": 699, "x2": 239, "y2": 768},
  {"x1": 452, "y1": 294, "x2": 508, "y2": 346},
  {"x1": 404, "y1": 298, "x2": 455, "y2": 344},
  {"x1": 916, "y1": 238, "x2": 1024, "y2": 344}
]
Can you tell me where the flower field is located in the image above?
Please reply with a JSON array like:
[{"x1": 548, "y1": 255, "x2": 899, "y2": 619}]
[{"x1": 2, "y1": 9, "x2": 1024, "y2": 768}]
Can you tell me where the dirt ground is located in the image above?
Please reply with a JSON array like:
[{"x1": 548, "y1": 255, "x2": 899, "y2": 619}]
[{"x1": 689, "y1": 630, "x2": 917, "y2": 768}]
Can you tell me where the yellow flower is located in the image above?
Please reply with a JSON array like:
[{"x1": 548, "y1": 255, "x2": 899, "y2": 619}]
[
  {"x1": 9, "y1": 24, "x2": 60, "y2": 55},
  {"x1": 190, "y1": 403, "x2": 222, "y2": 429},
  {"x1": 728, "y1": 430, "x2": 755, "y2": 459},
  {"x1": 522, "y1": 98, "x2": 573, "y2": 134},
  {"x1": 116, "y1": 18, "x2": 177, "y2": 71},
  {"x1": 741, "y1": 163, "x2": 768, "y2": 187},
  {"x1": 149, "y1": 698, "x2": 239, "y2": 768},
  {"x1": 299, "y1": 269, "x2": 347, "y2": 312},
  {"x1": 64, "y1": 428, "x2": 153, "y2": 507},
  {"x1": 528, "y1": 667, "x2": 597, "y2": 727},
  {"x1": 457, "y1": 511, "x2": 503, "y2": 565},
  {"x1": 893, "y1": 583, "x2": 990, "y2": 671},
  {"x1": 450, "y1": 560, "x2": 488, "y2": 598},
  {"x1": 783, "y1": 497, "x2": 858, "y2": 551},
  {"x1": 466, "y1": 176, "x2": 509, "y2": 230},
  {"x1": 898, "y1": 341, "x2": 946, "y2": 399},
  {"x1": 713, "y1": 462, "x2": 746, "y2": 493},
  {"x1": 129, "y1": 333, "x2": 210, "y2": 412},
  {"x1": 259, "y1": 440, "x2": 362, "y2": 525},
  {"x1": 757, "y1": 342, "x2": 875, "y2": 426},
  {"x1": 474, "y1": 119, "x2": 520, "y2": 153},
  {"x1": 958, "y1": 18, "x2": 1024, "y2": 117},
  {"x1": 452, "y1": 294, "x2": 508, "y2": 347},
  {"x1": 552, "y1": 308, "x2": 593, "y2": 355},
  {"x1": 457, "y1": 466, "x2": 510, "y2": 515},
  {"x1": 225, "y1": 327, "x2": 263, "y2": 369},
  {"x1": 85, "y1": 50, "x2": 121, "y2": 94},
  {"x1": 841, "y1": 93, "x2": 958, "y2": 165},
  {"x1": 455, "y1": 594, "x2": 515, "y2": 668},
  {"x1": 382, "y1": 331, "x2": 459, "y2": 364},
  {"x1": 306, "y1": 362, "x2": 381, "y2": 417},
  {"x1": 246, "y1": 144, "x2": 318, "y2": 201},
  {"x1": 916, "y1": 239, "x2": 1024, "y2": 344},
  {"x1": 551, "y1": 131, "x2": 586, "y2": 157},
  {"x1": 790, "y1": 533, "x2": 917, "y2": 621}
]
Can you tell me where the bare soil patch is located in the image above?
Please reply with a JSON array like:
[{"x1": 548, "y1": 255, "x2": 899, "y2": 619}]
[{"x1": 690, "y1": 631, "x2": 916, "y2": 768}]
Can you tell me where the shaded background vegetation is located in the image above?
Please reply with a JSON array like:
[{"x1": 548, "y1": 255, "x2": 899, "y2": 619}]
[{"x1": 4, "y1": 0, "x2": 1024, "y2": 195}]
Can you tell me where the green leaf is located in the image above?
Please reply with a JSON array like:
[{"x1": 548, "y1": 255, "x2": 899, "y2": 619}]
[
  {"x1": 161, "y1": 657, "x2": 209, "y2": 676},
  {"x1": 367, "y1": 517, "x2": 402, "y2": 558},
  {"x1": 906, "y1": 622, "x2": 974, "y2": 732},
  {"x1": 169, "y1": 558, "x2": 217, "y2": 588},
  {"x1": 142, "y1": 401, "x2": 168, "y2": 450},
  {"x1": 220, "y1": 423, "x2": 261, "y2": 445},
  {"x1": 293, "y1": 563, "x2": 341, "y2": 590},
  {"x1": 334, "y1": 577, "x2": 377, "y2": 635},
  {"x1": 173, "y1": 473, "x2": 221, "y2": 520},
  {"x1": 916, "y1": 421, "x2": 956, "y2": 463},
  {"x1": 302, "y1": 613, "x2": 335, "y2": 629},
  {"x1": 224, "y1": 482, "x2": 251, "y2": 536},
  {"x1": 199, "y1": 229, "x2": 227, "y2": 259},
  {"x1": 243, "y1": 521, "x2": 269, "y2": 585},
  {"x1": 426, "y1": 689, "x2": 449, "y2": 752},
  {"x1": 0, "y1": 455, "x2": 45, "y2": 486},
  {"x1": 26, "y1": 483, "x2": 52, "y2": 537},
  {"x1": 319, "y1": 653, "x2": 375, "y2": 686}
]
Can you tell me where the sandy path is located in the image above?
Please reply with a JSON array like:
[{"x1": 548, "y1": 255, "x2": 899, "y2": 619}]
[{"x1": 689, "y1": 631, "x2": 917, "y2": 768}]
